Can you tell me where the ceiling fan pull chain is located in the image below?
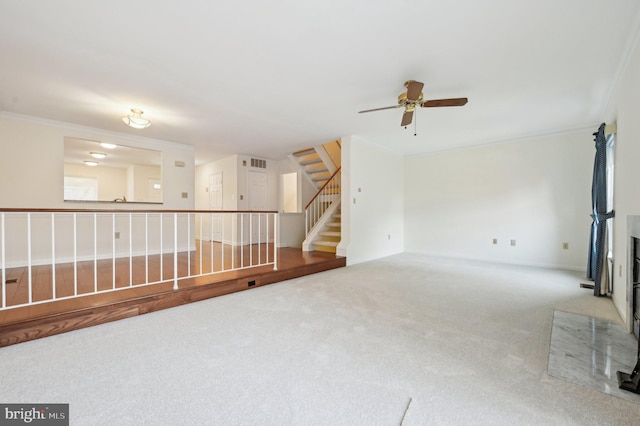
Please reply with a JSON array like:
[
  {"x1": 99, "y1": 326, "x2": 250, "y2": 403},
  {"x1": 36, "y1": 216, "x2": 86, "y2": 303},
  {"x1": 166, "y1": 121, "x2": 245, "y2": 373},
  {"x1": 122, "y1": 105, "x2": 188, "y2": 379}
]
[{"x1": 414, "y1": 111, "x2": 417, "y2": 136}]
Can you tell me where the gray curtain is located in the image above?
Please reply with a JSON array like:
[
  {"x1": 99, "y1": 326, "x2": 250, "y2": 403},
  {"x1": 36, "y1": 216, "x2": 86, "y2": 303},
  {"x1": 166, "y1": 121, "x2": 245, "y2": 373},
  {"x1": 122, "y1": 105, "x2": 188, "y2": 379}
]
[{"x1": 587, "y1": 123, "x2": 615, "y2": 296}]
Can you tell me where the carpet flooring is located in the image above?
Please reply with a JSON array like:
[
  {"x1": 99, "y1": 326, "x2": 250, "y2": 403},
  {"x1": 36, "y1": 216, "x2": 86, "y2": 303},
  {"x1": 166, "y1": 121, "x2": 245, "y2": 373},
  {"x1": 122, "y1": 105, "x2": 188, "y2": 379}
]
[{"x1": 1, "y1": 253, "x2": 640, "y2": 425}]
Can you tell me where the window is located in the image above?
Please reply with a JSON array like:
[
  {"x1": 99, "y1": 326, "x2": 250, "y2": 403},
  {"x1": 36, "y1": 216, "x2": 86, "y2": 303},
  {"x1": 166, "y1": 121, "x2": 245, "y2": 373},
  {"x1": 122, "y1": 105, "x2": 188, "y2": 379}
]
[{"x1": 64, "y1": 176, "x2": 98, "y2": 201}]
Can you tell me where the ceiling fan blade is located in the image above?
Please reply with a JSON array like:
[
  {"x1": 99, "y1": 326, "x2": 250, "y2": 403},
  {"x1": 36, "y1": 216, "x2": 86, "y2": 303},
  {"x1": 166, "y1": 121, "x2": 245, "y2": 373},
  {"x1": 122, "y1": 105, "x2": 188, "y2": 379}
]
[
  {"x1": 406, "y1": 80, "x2": 424, "y2": 101},
  {"x1": 359, "y1": 105, "x2": 402, "y2": 113},
  {"x1": 401, "y1": 110, "x2": 413, "y2": 126},
  {"x1": 421, "y1": 97, "x2": 468, "y2": 108}
]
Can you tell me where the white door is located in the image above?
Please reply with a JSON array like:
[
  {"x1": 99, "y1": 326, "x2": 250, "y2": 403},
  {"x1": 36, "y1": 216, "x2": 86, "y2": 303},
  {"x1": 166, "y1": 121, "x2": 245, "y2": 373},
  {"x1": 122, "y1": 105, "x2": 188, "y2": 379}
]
[
  {"x1": 248, "y1": 171, "x2": 267, "y2": 243},
  {"x1": 209, "y1": 173, "x2": 223, "y2": 241}
]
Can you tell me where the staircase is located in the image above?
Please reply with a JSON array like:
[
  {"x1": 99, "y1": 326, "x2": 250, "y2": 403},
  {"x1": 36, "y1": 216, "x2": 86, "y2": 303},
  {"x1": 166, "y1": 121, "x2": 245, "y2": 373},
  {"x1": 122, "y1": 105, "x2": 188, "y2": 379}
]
[
  {"x1": 312, "y1": 207, "x2": 341, "y2": 253},
  {"x1": 291, "y1": 147, "x2": 333, "y2": 189},
  {"x1": 291, "y1": 141, "x2": 342, "y2": 254}
]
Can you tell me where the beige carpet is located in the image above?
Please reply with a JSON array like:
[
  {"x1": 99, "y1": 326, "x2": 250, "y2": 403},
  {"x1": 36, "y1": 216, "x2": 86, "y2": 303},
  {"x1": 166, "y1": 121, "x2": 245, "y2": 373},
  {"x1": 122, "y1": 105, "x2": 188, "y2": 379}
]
[{"x1": 1, "y1": 253, "x2": 639, "y2": 425}]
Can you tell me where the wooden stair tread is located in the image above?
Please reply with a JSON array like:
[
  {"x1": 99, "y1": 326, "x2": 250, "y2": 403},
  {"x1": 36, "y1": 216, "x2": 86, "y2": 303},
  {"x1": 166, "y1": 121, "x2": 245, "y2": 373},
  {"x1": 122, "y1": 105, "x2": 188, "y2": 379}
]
[
  {"x1": 299, "y1": 157, "x2": 323, "y2": 166},
  {"x1": 292, "y1": 148, "x2": 316, "y2": 157},
  {"x1": 313, "y1": 240, "x2": 339, "y2": 247},
  {"x1": 319, "y1": 231, "x2": 341, "y2": 237}
]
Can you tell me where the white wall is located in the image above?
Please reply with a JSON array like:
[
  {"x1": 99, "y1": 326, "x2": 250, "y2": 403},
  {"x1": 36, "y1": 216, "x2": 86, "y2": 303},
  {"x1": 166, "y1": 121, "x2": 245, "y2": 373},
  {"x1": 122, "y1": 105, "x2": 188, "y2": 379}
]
[
  {"x1": 340, "y1": 136, "x2": 405, "y2": 265},
  {"x1": 195, "y1": 155, "x2": 285, "y2": 245},
  {"x1": 276, "y1": 157, "x2": 317, "y2": 248},
  {"x1": 195, "y1": 155, "x2": 238, "y2": 211},
  {"x1": 0, "y1": 113, "x2": 194, "y2": 210},
  {"x1": 404, "y1": 130, "x2": 593, "y2": 270},
  {"x1": 127, "y1": 164, "x2": 161, "y2": 202},
  {"x1": 195, "y1": 155, "x2": 317, "y2": 248},
  {"x1": 0, "y1": 113, "x2": 195, "y2": 265},
  {"x1": 603, "y1": 26, "x2": 640, "y2": 324}
]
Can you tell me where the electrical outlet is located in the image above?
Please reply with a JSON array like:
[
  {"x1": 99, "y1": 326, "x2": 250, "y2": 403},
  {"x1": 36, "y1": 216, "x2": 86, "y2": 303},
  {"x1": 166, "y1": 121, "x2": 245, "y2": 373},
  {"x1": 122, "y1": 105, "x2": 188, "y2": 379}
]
[
  {"x1": 510, "y1": 239, "x2": 516, "y2": 247},
  {"x1": 562, "y1": 242, "x2": 569, "y2": 250},
  {"x1": 114, "y1": 232, "x2": 120, "y2": 239},
  {"x1": 181, "y1": 192, "x2": 188, "y2": 198},
  {"x1": 388, "y1": 234, "x2": 391, "y2": 240},
  {"x1": 492, "y1": 238, "x2": 498, "y2": 245}
]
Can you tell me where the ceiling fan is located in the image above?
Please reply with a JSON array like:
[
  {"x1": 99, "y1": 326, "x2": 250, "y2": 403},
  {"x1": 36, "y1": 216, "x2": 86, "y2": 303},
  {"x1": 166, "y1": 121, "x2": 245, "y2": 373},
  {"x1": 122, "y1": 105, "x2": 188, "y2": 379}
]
[{"x1": 358, "y1": 80, "x2": 468, "y2": 127}]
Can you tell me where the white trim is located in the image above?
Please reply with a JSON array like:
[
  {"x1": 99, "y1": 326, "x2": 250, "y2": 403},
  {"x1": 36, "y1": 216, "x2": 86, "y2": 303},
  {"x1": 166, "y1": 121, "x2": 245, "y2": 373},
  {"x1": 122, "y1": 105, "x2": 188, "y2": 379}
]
[
  {"x1": 401, "y1": 125, "x2": 597, "y2": 159},
  {"x1": 403, "y1": 249, "x2": 585, "y2": 272},
  {"x1": 0, "y1": 111, "x2": 194, "y2": 153}
]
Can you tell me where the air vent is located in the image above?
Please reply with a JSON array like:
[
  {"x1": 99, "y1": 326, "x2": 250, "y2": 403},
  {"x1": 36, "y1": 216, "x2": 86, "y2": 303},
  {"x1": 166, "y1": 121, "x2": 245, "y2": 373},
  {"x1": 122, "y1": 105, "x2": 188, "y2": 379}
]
[{"x1": 250, "y1": 158, "x2": 267, "y2": 169}]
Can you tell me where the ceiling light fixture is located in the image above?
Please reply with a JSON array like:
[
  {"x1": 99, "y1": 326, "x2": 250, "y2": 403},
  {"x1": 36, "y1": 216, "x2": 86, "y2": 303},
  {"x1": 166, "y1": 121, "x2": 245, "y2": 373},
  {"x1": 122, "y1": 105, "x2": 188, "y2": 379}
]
[
  {"x1": 100, "y1": 142, "x2": 117, "y2": 149},
  {"x1": 84, "y1": 160, "x2": 99, "y2": 166},
  {"x1": 122, "y1": 108, "x2": 151, "y2": 129},
  {"x1": 90, "y1": 152, "x2": 107, "y2": 159}
]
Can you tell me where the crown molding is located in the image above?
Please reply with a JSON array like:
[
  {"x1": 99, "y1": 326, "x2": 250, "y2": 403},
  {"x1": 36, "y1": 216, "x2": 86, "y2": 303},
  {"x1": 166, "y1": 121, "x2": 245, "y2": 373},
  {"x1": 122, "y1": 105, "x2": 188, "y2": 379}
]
[{"x1": 0, "y1": 111, "x2": 193, "y2": 152}]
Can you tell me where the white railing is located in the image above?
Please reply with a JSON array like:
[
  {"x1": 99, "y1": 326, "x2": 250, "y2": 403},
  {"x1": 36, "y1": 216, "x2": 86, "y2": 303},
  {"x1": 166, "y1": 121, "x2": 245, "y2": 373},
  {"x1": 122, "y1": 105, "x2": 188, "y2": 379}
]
[
  {"x1": 305, "y1": 167, "x2": 341, "y2": 235},
  {"x1": 0, "y1": 209, "x2": 278, "y2": 311}
]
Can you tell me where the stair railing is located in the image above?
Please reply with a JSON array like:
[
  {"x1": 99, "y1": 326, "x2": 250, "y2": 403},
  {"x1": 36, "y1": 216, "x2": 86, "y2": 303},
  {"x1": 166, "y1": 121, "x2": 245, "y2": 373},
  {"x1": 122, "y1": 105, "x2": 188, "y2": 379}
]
[{"x1": 305, "y1": 167, "x2": 341, "y2": 235}]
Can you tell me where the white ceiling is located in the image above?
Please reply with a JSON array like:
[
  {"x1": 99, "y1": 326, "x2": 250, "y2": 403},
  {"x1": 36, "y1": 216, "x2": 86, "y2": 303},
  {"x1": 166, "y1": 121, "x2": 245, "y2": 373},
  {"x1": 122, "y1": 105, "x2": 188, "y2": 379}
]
[{"x1": 1, "y1": 1, "x2": 639, "y2": 165}]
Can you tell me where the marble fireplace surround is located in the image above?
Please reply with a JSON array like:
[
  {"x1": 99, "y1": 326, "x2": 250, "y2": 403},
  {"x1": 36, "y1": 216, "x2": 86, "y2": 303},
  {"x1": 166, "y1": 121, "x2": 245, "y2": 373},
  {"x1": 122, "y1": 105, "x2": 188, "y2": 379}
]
[{"x1": 546, "y1": 217, "x2": 640, "y2": 403}]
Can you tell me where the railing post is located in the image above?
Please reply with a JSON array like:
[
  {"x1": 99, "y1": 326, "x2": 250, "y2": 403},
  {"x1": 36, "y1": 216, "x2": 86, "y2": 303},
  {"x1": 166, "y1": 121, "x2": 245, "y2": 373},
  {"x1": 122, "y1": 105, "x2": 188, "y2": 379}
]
[
  {"x1": 160, "y1": 213, "x2": 164, "y2": 282},
  {"x1": 221, "y1": 214, "x2": 225, "y2": 271},
  {"x1": 27, "y1": 212, "x2": 32, "y2": 304},
  {"x1": 112, "y1": 213, "x2": 116, "y2": 290},
  {"x1": 1, "y1": 213, "x2": 5, "y2": 309},
  {"x1": 264, "y1": 213, "x2": 269, "y2": 265},
  {"x1": 273, "y1": 213, "x2": 278, "y2": 270},
  {"x1": 93, "y1": 213, "x2": 98, "y2": 293},
  {"x1": 173, "y1": 213, "x2": 178, "y2": 290},
  {"x1": 145, "y1": 213, "x2": 149, "y2": 284},
  {"x1": 199, "y1": 213, "x2": 203, "y2": 275},
  {"x1": 187, "y1": 213, "x2": 192, "y2": 277},
  {"x1": 129, "y1": 212, "x2": 133, "y2": 287},
  {"x1": 51, "y1": 213, "x2": 56, "y2": 300},
  {"x1": 231, "y1": 214, "x2": 235, "y2": 270},
  {"x1": 73, "y1": 212, "x2": 78, "y2": 296}
]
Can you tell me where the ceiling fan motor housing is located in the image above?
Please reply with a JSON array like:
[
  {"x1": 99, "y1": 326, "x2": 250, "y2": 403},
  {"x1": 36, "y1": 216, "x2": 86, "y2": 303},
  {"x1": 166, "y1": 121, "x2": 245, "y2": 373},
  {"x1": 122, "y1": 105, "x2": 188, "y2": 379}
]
[{"x1": 398, "y1": 92, "x2": 423, "y2": 112}]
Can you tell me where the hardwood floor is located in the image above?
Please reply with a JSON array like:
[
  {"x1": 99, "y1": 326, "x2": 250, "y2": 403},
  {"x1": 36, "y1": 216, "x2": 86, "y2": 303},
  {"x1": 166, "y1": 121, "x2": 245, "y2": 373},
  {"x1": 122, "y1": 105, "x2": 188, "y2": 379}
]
[{"x1": 0, "y1": 244, "x2": 346, "y2": 346}]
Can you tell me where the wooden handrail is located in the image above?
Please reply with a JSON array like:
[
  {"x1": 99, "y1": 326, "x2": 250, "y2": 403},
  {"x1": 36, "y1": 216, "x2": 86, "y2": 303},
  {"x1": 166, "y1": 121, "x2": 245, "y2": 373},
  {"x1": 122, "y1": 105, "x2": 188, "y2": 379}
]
[
  {"x1": 305, "y1": 167, "x2": 341, "y2": 210},
  {"x1": 0, "y1": 208, "x2": 278, "y2": 214}
]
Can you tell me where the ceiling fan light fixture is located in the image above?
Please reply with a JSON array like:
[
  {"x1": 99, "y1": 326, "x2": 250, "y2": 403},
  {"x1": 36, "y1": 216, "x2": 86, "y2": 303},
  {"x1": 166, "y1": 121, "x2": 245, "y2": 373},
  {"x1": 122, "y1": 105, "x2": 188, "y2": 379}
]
[{"x1": 122, "y1": 108, "x2": 151, "y2": 129}]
